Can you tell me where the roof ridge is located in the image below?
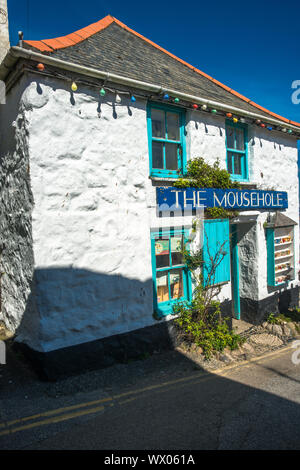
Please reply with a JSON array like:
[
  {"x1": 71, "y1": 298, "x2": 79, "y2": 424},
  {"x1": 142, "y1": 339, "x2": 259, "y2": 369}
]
[{"x1": 23, "y1": 16, "x2": 300, "y2": 128}]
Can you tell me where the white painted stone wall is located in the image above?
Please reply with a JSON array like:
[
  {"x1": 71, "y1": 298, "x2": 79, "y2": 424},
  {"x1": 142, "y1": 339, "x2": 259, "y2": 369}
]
[
  {"x1": 1, "y1": 72, "x2": 299, "y2": 352},
  {"x1": 187, "y1": 110, "x2": 299, "y2": 304},
  {"x1": 250, "y1": 128, "x2": 299, "y2": 301}
]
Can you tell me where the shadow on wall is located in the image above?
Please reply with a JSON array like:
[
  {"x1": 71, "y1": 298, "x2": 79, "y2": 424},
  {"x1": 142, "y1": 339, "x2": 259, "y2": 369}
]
[{"x1": 15, "y1": 267, "x2": 180, "y2": 381}]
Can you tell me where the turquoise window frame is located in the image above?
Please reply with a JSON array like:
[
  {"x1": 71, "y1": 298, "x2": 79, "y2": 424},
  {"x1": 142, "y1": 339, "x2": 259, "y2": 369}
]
[
  {"x1": 151, "y1": 229, "x2": 192, "y2": 317},
  {"x1": 225, "y1": 120, "x2": 249, "y2": 182},
  {"x1": 266, "y1": 228, "x2": 276, "y2": 286},
  {"x1": 266, "y1": 227, "x2": 295, "y2": 287},
  {"x1": 147, "y1": 102, "x2": 187, "y2": 178}
]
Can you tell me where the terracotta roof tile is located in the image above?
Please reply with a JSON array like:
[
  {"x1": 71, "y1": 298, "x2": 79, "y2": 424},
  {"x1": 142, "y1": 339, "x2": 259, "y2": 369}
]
[
  {"x1": 24, "y1": 40, "x2": 54, "y2": 52},
  {"x1": 42, "y1": 38, "x2": 68, "y2": 49}
]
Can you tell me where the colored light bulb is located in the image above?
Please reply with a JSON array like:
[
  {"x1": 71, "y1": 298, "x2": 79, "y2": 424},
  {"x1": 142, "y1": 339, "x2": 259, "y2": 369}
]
[
  {"x1": 100, "y1": 88, "x2": 106, "y2": 96},
  {"x1": 192, "y1": 104, "x2": 198, "y2": 109},
  {"x1": 174, "y1": 97, "x2": 180, "y2": 103},
  {"x1": 288, "y1": 129, "x2": 293, "y2": 134},
  {"x1": 211, "y1": 109, "x2": 217, "y2": 114},
  {"x1": 163, "y1": 93, "x2": 169, "y2": 100},
  {"x1": 115, "y1": 94, "x2": 121, "y2": 103},
  {"x1": 71, "y1": 82, "x2": 78, "y2": 92},
  {"x1": 260, "y1": 123, "x2": 266, "y2": 128},
  {"x1": 201, "y1": 104, "x2": 207, "y2": 111},
  {"x1": 256, "y1": 119, "x2": 261, "y2": 124},
  {"x1": 131, "y1": 95, "x2": 136, "y2": 102},
  {"x1": 226, "y1": 113, "x2": 232, "y2": 118},
  {"x1": 267, "y1": 126, "x2": 273, "y2": 131},
  {"x1": 233, "y1": 117, "x2": 238, "y2": 123},
  {"x1": 282, "y1": 128, "x2": 287, "y2": 132},
  {"x1": 37, "y1": 63, "x2": 44, "y2": 71}
]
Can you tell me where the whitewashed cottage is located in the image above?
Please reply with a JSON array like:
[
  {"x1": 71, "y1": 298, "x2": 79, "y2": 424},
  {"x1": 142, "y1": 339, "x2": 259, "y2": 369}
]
[{"x1": 0, "y1": 15, "x2": 299, "y2": 377}]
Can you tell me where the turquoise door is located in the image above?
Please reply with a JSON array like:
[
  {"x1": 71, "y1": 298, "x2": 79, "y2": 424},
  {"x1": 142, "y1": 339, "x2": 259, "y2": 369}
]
[{"x1": 230, "y1": 224, "x2": 241, "y2": 319}]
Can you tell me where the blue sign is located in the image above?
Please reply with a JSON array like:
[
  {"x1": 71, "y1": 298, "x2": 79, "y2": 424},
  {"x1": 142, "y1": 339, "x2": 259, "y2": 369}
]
[{"x1": 156, "y1": 187, "x2": 288, "y2": 212}]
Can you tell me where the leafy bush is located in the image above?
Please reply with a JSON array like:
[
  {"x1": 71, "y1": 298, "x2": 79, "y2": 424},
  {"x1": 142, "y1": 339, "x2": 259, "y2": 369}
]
[
  {"x1": 175, "y1": 157, "x2": 241, "y2": 189},
  {"x1": 266, "y1": 312, "x2": 281, "y2": 325},
  {"x1": 173, "y1": 243, "x2": 244, "y2": 359},
  {"x1": 174, "y1": 295, "x2": 244, "y2": 359},
  {"x1": 267, "y1": 309, "x2": 300, "y2": 325}
]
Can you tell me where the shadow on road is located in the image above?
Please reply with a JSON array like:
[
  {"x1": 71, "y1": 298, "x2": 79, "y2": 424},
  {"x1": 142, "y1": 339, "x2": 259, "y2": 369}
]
[{"x1": 0, "y1": 266, "x2": 300, "y2": 449}]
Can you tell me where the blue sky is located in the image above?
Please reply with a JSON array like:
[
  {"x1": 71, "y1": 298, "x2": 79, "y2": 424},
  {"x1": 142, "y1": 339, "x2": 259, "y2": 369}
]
[{"x1": 7, "y1": 0, "x2": 300, "y2": 123}]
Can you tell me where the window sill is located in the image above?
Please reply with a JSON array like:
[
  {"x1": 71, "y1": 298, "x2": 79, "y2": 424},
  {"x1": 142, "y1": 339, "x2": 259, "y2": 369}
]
[
  {"x1": 239, "y1": 182, "x2": 257, "y2": 189},
  {"x1": 150, "y1": 176, "x2": 179, "y2": 182}
]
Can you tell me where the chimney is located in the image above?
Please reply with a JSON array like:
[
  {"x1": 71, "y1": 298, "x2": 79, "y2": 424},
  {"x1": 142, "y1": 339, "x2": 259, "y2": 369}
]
[{"x1": 0, "y1": 0, "x2": 10, "y2": 64}]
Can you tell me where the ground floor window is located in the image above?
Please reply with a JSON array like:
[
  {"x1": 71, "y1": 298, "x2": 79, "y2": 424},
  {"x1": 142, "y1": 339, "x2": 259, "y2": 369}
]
[{"x1": 151, "y1": 229, "x2": 192, "y2": 317}]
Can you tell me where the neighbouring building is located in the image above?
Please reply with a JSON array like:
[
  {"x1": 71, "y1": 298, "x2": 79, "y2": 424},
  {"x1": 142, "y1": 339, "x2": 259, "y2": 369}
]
[
  {"x1": 0, "y1": 0, "x2": 9, "y2": 64},
  {"x1": 0, "y1": 15, "x2": 299, "y2": 377}
]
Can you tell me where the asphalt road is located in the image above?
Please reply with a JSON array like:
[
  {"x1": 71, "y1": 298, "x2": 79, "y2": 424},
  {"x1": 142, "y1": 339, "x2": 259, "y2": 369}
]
[{"x1": 1, "y1": 345, "x2": 300, "y2": 450}]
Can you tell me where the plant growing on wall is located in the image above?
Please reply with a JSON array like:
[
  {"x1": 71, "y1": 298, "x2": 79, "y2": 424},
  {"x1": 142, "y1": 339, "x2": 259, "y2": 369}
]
[
  {"x1": 175, "y1": 157, "x2": 242, "y2": 190},
  {"x1": 175, "y1": 158, "x2": 241, "y2": 219},
  {"x1": 173, "y1": 231, "x2": 244, "y2": 358},
  {"x1": 205, "y1": 207, "x2": 239, "y2": 220}
]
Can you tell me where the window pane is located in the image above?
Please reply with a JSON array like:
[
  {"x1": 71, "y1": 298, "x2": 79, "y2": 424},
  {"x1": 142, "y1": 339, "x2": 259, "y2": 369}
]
[
  {"x1": 155, "y1": 239, "x2": 170, "y2": 268},
  {"x1": 170, "y1": 269, "x2": 183, "y2": 300},
  {"x1": 233, "y1": 153, "x2": 242, "y2": 175},
  {"x1": 235, "y1": 128, "x2": 245, "y2": 151},
  {"x1": 226, "y1": 126, "x2": 235, "y2": 149},
  {"x1": 171, "y1": 236, "x2": 184, "y2": 266},
  {"x1": 227, "y1": 152, "x2": 233, "y2": 173},
  {"x1": 156, "y1": 272, "x2": 169, "y2": 303},
  {"x1": 165, "y1": 143, "x2": 178, "y2": 170},
  {"x1": 151, "y1": 109, "x2": 165, "y2": 138},
  {"x1": 167, "y1": 112, "x2": 180, "y2": 141},
  {"x1": 152, "y1": 141, "x2": 164, "y2": 169}
]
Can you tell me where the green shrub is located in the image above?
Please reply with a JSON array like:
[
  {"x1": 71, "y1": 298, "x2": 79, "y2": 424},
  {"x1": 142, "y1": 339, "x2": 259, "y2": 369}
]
[
  {"x1": 175, "y1": 157, "x2": 241, "y2": 189},
  {"x1": 173, "y1": 288, "x2": 244, "y2": 359},
  {"x1": 267, "y1": 313, "x2": 281, "y2": 324},
  {"x1": 173, "y1": 219, "x2": 244, "y2": 359},
  {"x1": 267, "y1": 309, "x2": 300, "y2": 325}
]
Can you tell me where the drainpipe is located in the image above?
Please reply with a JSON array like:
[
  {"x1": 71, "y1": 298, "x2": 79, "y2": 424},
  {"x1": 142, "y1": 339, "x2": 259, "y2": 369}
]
[{"x1": 3, "y1": 46, "x2": 300, "y2": 133}]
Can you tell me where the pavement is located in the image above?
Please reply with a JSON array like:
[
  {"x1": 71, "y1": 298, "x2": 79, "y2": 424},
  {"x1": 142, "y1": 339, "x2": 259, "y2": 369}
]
[{"x1": 1, "y1": 338, "x2": 300, "y2": 450}]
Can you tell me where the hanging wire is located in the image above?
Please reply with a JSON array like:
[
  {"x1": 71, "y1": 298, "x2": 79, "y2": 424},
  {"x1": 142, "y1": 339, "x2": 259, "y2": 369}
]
[{"x1": 24, "y1": 64, "x2": 298, "y2": 135}]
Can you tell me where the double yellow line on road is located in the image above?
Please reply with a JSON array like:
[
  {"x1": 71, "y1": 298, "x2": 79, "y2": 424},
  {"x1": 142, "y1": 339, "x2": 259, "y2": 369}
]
[{"x1": 0, "y1": 344, "x2": 293, "y2": 438}]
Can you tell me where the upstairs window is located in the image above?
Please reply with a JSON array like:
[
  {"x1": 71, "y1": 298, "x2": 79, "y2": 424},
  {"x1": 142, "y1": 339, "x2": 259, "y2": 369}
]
[
  {"x1": 225, "y1": 121, "x2": 248, "y2": 181},
  {"x1": 147, "y1": 103, "x2": 186, "y2": 178}
]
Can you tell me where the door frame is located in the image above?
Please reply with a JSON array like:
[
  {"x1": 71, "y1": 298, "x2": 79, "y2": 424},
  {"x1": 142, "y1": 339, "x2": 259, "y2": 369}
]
[{"x1": 230, "y1": 223, "x2": 241, "y2": 319}]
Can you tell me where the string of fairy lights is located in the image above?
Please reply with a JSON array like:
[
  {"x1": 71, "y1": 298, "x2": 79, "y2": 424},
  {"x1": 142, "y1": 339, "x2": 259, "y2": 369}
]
[{"x1": 35, "y1": 62, "x2": 297, "y2": 136}]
